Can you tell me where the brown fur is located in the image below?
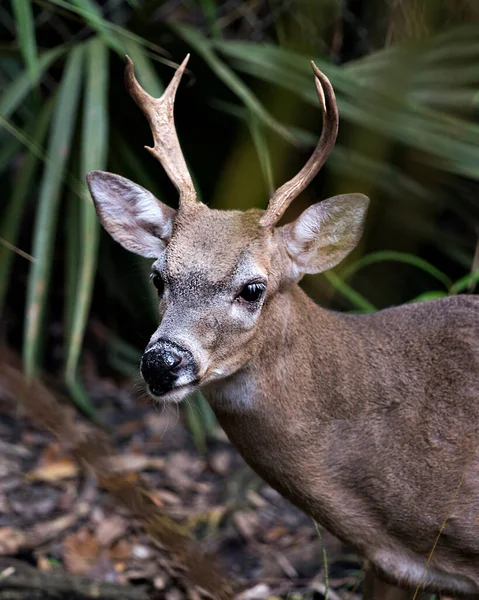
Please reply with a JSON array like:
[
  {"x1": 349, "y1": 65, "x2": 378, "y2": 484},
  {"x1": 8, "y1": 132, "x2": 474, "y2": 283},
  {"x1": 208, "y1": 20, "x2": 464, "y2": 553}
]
[
  {"x1": 87, "y1": 185, "x2": 479, "y2": 598},
  {"x1": 210, "y1": 285, "x2": 479, "y2": 597},
  {"x1": 183, "y1": 205, "x2": 479, "y2": 596}
]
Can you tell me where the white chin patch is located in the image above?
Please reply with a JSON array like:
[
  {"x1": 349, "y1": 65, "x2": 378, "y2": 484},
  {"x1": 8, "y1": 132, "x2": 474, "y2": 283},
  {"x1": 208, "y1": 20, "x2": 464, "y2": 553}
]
[{"x1": 148, "y1": 384, "x2": 197, "y2": 404}]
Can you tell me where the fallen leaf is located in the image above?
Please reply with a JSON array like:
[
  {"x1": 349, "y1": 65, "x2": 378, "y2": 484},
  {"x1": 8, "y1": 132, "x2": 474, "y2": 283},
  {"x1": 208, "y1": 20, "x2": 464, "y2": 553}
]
[
  {"x1": 114, "y1": 561, "x2": 126, "y2": 573},
  {"x1": 236, "y1": 584, "x2": 271, "y2": 600},
  {"x1": 272, "y1": 550, "x2": 298, "y2": 578},
  {"x1": 105, "y1": 454, "x2": 165, "y2": 473},
  {"x1": 164, "y1": 452, "x2": 204, "y2": 490},
  {"x1": 310, "y1": 581, "x2": 342, "y2": 600},
  {"x1": 233, "y1": 512, "x2": 258, "y2": 540},
  {"x1": 87, "y1": 554, "x2": 118, "y2": 582},
  {"x1": 26, "y1": 456, "x2": 79, "y2": 482},
  {"x1": 153, "y1": 573, "x2": 168, "y2": 590},
  {"x1": 96, "y1": 515, "x2": 127, "y2": 548},
  {"x1": 146, "y1": 491, "x2": 164, "y2": 508},
  {"x1": 0, "y1": 527, "x2": 26, "y2": 555},
  {"x1": 246, "y1": 490, "x2": 267, "y2": 508},
  {"x1": 131, "y1": 544, "x2": 151, "y2": 559},
  {"x1": 148, "y1": 489, "x2": 182, "y2": 506},
  {"x1": 37, "y1": 555, "x2": 53, "y2": 571},
  {"x1": 187, "y1": 506, "x2": 226, "y2": 533},
  {"x1": 263, "y1": 526, "x2": 289, "y2": 543},
  {"x1": 0, "y1": 566, "x2": 15, "y2": 581},
  {"x1": 209, "y1": 450, "x2": 231, "y2": 475},
  {"x1": 116, "y1": 420, "x2": 144, "y2": 437},
  {"x1": 63, "y1": 528, "x2": 100, "y2": 575},
  {"x1": 187, "y1": 588, "x2": 202, "y2": 600},
  {"x1": 0, "y1": 440, "x2": 30, "y2": 459},
  {"x1": 125, "y1": 562, "x2": 165, "y2": 581},
  {"x1": 109, "y1": 538, "x2": 131, "y2": 562},
  {"x1": 166, "y1": 588, "x2": 184, "y2": 600},
  {"x1": 39, "y1": 441, "x2": 62, "y2": 462}
]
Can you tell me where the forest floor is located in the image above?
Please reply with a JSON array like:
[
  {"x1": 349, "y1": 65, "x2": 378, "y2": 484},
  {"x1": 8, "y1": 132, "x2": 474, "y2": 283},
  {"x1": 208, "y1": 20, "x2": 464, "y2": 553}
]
[{"x1": 0, "y1": 350, "x2": 362, "y2": 600}]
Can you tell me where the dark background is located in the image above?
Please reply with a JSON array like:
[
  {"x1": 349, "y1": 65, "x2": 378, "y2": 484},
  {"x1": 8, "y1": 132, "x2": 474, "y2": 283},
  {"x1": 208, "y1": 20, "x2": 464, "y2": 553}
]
[{"x1": 2, "y1": 0, "x2": 479, "y2": 423}]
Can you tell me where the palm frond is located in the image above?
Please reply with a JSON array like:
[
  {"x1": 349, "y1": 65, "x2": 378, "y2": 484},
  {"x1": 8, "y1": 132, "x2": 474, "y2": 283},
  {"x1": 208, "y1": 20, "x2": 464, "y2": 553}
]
[{"x1": 24, "y1": 44, "x2": 84, "y2": 379}]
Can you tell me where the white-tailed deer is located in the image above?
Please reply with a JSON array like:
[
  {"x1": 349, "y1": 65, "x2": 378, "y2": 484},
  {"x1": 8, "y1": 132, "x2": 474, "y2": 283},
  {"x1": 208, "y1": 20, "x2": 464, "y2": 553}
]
[{"x1": 87, "y1": 55, "x2": 479, "y2": 599}]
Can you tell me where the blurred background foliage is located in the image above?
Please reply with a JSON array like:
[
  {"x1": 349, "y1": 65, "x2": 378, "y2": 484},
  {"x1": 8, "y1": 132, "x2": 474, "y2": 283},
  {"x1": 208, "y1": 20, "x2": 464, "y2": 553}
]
[{"x1": 1, "y1": 0, "x2": 479, "y2": 444}]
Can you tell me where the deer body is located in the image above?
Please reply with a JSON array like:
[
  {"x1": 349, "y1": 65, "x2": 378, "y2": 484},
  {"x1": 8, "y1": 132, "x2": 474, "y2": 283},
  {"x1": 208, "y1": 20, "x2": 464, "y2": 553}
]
[
  {"x1": 208, "y1": 288, "x2": 479, "y2": 596},
  {"x1": 87, "y1": 55, "x2": 479, "y2": 598}
]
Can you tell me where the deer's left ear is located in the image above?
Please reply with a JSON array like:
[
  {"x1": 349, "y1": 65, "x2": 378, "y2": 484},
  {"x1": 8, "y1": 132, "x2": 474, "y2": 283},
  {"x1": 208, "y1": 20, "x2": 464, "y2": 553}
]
[
  {"x1": 87, "y1": 171, "x2": 177, "y2": 258},
  {"x1": 279, "y1": 194, "x2": 369, "y2": 278}
]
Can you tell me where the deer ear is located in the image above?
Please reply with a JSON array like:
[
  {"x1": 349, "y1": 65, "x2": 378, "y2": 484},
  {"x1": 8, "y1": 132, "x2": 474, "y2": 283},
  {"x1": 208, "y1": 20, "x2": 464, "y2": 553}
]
[
  {"x1": 280, "y1": 194, "x2": 369, "y2": 277},
  {"x1": 87, "y1": 171, "x2": 176, "y2": 258}
]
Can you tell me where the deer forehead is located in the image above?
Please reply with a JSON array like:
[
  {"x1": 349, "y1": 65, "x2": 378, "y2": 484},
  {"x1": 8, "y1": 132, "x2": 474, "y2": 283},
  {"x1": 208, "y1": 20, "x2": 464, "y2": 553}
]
[{"x1": 162, "y1": 206, "x2": 272, "y2": 285}]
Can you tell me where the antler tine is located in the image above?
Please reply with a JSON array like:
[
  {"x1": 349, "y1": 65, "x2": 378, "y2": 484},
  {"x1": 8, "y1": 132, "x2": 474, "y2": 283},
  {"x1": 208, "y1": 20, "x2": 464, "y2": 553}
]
[
  {"x1": 124, "y1": 55, "x2": 196, "y2": 204},
  {"x1": 259, "y1": 63, "x2": 339, "y2": 229}
]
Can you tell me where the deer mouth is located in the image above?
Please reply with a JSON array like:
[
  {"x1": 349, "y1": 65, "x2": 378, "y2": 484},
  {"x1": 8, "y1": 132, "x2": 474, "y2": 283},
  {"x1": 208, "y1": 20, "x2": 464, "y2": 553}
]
[{"x1": 147, "y1": 380, "x2": 199, "y2": 403}]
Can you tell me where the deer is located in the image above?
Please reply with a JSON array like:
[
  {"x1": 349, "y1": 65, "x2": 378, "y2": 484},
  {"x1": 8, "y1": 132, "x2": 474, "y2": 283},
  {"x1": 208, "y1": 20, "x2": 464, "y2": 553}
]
[{"x1": 86, "y1": 54, "x2": 479, "y2": 600}]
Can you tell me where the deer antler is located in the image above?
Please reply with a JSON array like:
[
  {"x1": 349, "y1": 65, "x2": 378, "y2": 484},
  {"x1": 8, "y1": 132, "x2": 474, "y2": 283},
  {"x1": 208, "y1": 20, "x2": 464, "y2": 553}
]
[
  {"x1": 259, "y1": 63, "x2": 339, "y2": 229},
  {"x1": 124, "y1": 55, "x2": 196, "y2": 204}
]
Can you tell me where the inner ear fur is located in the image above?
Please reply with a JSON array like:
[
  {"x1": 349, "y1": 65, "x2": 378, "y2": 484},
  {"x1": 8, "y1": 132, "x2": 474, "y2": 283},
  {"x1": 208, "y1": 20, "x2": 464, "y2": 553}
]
[
  {"x1": 280, "y1": 193, "x2": 369, "y2": 277},
  {"x1": 87, "y1": 170, "x2": 177, "y2": 258}
]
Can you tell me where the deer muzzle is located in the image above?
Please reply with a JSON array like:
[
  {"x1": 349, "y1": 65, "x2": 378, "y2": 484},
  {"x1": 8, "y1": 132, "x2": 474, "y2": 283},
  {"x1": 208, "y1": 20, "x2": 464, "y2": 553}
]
[{"x1": 140, "y1": 339, "x2": 198, "y2": 400}]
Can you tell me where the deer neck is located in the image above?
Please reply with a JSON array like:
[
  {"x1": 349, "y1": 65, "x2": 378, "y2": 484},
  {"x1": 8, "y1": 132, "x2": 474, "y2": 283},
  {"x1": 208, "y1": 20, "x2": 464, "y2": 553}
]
[
  {"x1": 206, "y1": 283, "x2": 366, "y2": 420},
  {"x1": 203, "y1": 284, "x2": 371, "y2": 529}
]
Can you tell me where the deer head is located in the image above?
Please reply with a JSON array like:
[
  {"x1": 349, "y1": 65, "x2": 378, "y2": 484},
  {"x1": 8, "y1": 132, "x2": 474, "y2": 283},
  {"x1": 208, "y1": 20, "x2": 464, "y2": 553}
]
[{"x1": 87, "y1": 55, "x2": 369, "y2": 402}]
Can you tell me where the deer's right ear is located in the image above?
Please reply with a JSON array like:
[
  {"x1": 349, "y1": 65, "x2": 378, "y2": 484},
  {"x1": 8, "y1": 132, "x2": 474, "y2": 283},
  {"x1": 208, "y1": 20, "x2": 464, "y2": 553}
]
[
  {"x1": 87, "y1": 171, "x2": 176, "y2": 258},
  {"x1": 278, "y1": 193, "x2": 369, "y2": 279}
]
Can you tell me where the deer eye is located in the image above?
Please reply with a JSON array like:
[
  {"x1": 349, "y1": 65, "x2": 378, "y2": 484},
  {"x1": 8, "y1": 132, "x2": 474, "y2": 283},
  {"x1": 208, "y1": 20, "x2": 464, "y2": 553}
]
[
  {"x1": 150, "y1": 273, "x2": 164, "y2": 296},
  {"x1": 238, "y1": 282, "x2": 266, "y2": 303}
]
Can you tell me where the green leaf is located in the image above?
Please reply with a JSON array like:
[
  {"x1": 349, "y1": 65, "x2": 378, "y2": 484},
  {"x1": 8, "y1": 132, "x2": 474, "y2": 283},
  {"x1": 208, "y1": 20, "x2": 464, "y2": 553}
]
[
  {"x1": 198, "y1": 0, "x2": 221, "y2": 38},
  {"x1": 107, "y1": 333, "x2": 142, "y2": 365},
  {"x1": 68, "y1": 377, "x2": 103, "y2": 425},
  {"x1": 107, "y1": 353, "x2": 139, "y2": 378},
  {"x1": 184, "y1": 393, "x2": 215, "y2": 453},
  {"x1": 0, "y1": 134, "x2": 22, "y2": 176},
  {"x1": 185, "y1": 401, "x2": 207, "y2": 453},
  {"x1": 23, "y1": 45, "x2": 84, "y2": 379},
  {"x1": 247, "y1": 114, "x2": 274, "y2": 196},
  {"x1": 64, "y1": 189, "x2": 80, "y2": 345},
  {"x1": 329, "y1": 146, "x2": 430, "y2": 201},
  {"x1": 340, "y1": 251, "x2": 452, "y2": 289},
  {"x1": 67, "y1": 0, "x2": 123, "y2": 54},
  {"x1": 449, "y1": 269, "x2": 479, "y2": 294},
  {"x1": 0, "y1": 46, "x2": 65, "y2": 119},
  {"x1": 11, "y1": 0, "x2": 38, "y2": 85},
  {"x1": 214, "y1": 99, "x2": 275, "y2": 194},
  {"x1": 212, "y1": 98, "x2": 424, "y2": 202},
  {"x1": 0, "y1": 101, "x2": 53, "y2": 314},
  {"x1": 172, "y1": 23, "x2": 298, "y2": 145},
  {"x1": 111, "y1": 136, "x2": 163, "y2": 323},
  {"x1": 65, "y1": 38, "x2": 108, "y2": 383},
  {"x1": 47, "y1": 0, "x2": 167, "y2": 59},
  {"x1": 323, "y1": 271, "x2": 377, "y2": 313},
  {"x1": 215, "y1": 38, "x2": 479, "y2": 180},
  {"x1": 408, "y1": 291, "x2": 448, "y2": 303},
  {"x1": 196, "y1": 392, "x2": 217, "y2": 434}
]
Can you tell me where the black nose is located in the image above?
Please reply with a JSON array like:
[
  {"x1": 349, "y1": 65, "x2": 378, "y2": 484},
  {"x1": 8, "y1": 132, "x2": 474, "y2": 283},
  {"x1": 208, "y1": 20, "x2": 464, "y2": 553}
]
[
  {"x1": 141, "y1": 340, "x2": 189, "y2": 396},
  {"x1": 161, "y1": 347, "x2": 182, "y2": 369}
]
